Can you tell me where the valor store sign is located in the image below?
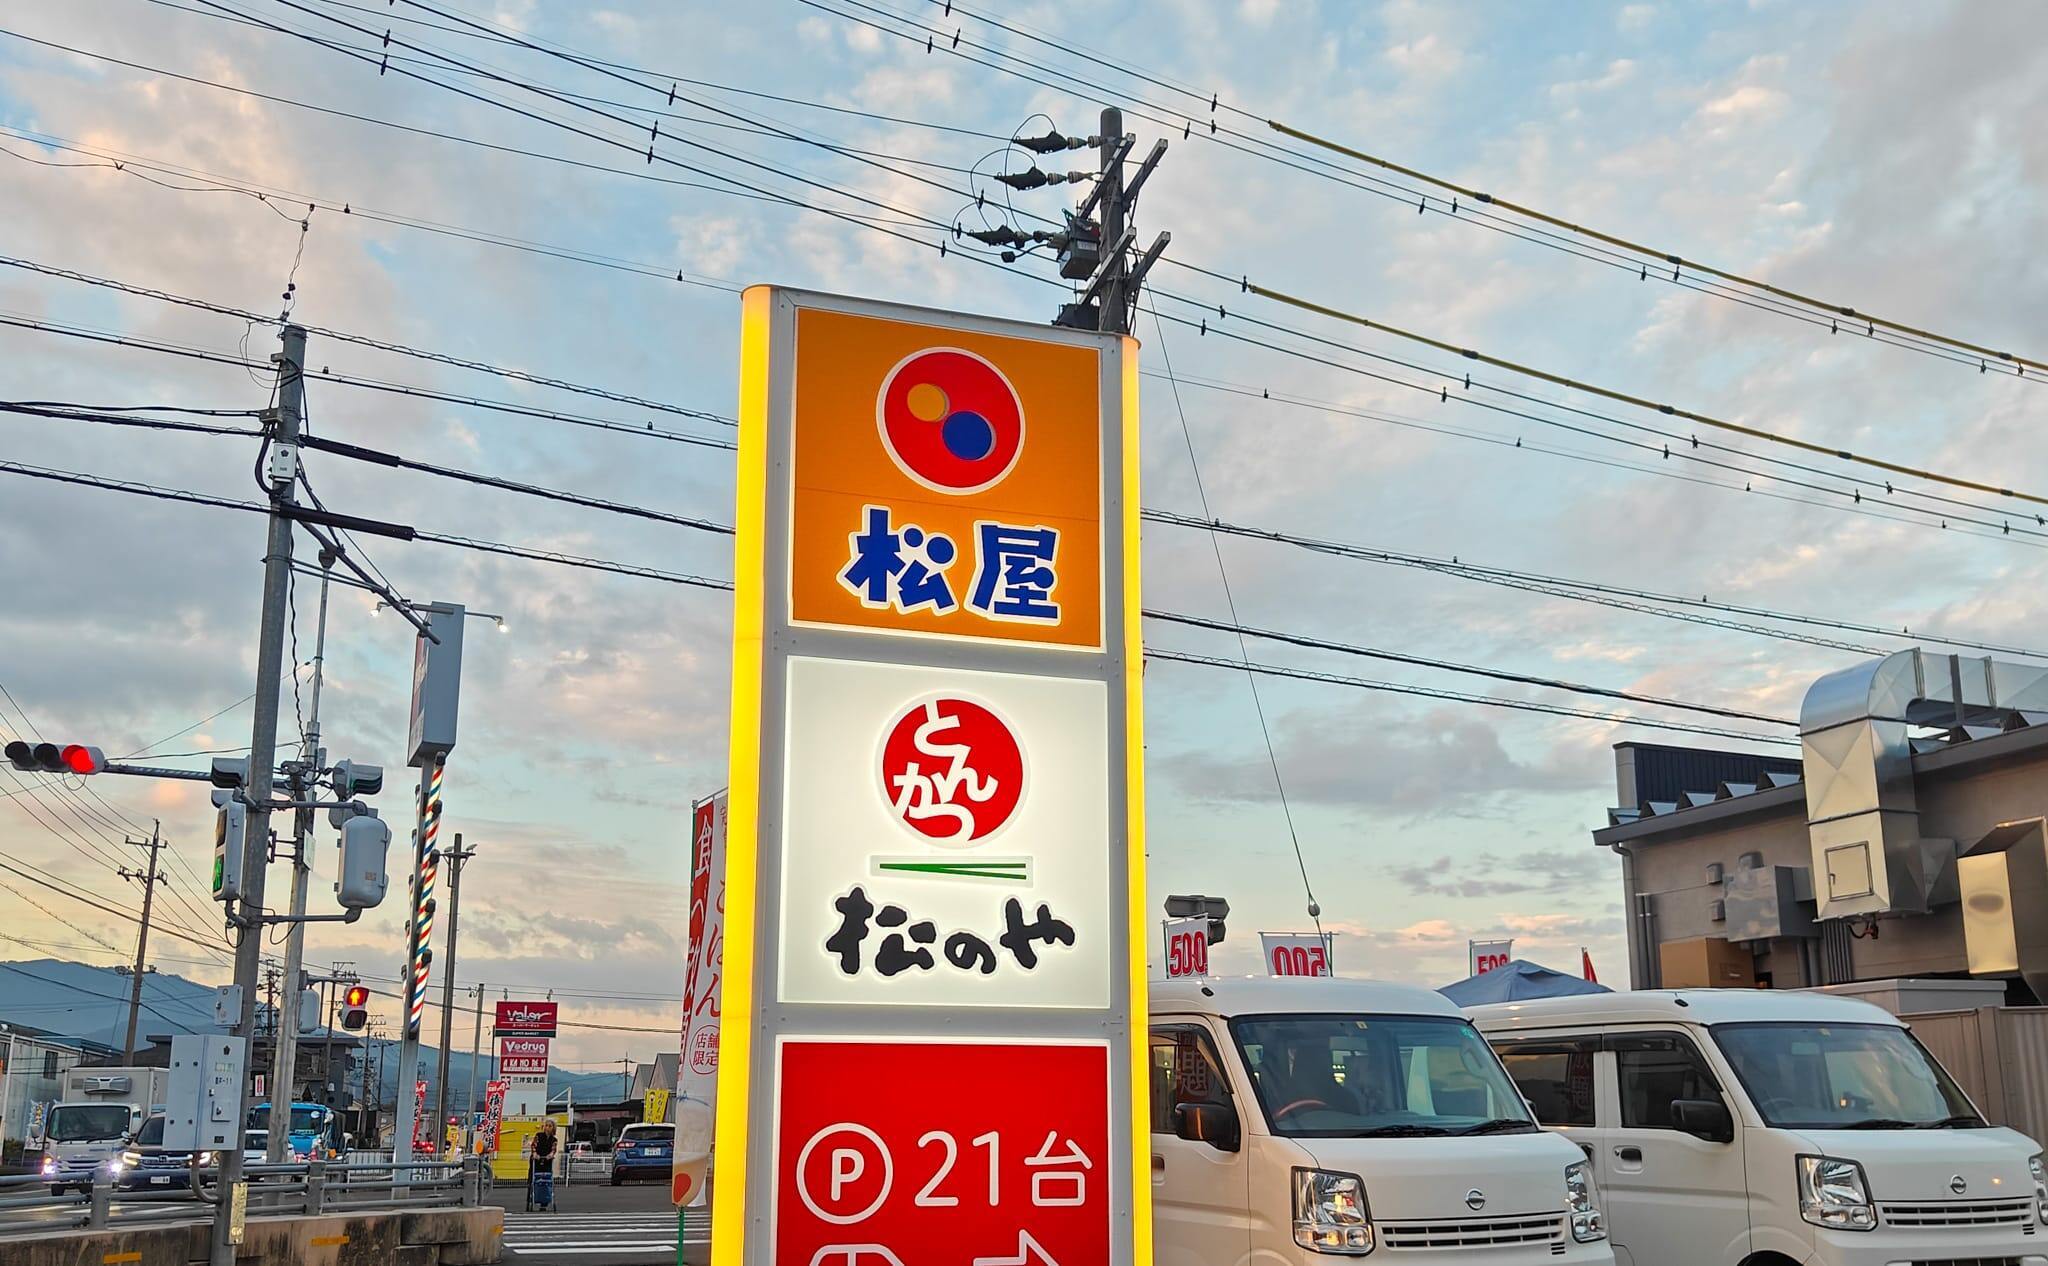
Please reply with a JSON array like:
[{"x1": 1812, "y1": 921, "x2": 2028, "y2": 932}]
[{"x1": 713, "y1": 288, "x2": 1147, "y2": 1265}]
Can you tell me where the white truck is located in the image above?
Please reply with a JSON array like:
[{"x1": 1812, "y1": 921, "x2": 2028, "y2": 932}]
[{"x1": 40, "y1": 1066, "x2": 171, "y2": 1192}]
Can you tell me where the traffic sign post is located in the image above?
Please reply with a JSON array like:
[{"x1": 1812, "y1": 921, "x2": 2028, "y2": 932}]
[{"x1": 715, "y1": 287, "x2": 1147, "y2": 1265}]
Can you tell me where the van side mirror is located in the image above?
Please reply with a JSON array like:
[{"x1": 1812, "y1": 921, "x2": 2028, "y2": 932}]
[
  {"x1": 1671, "y1": 1098, "x2": 1734, "y2": 1143},
  {"x1": 1171, "y1": 1101, "x2": 1241, "y2": 1153}
]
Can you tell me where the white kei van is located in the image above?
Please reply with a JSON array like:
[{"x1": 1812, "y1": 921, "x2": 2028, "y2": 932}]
[
  {"x1": 1472, "y1": 989, "x2": 2048, "y2": 1266},
  {"x1": 1150, "y1": 977, "x2": 1614, "y2": 1264}
]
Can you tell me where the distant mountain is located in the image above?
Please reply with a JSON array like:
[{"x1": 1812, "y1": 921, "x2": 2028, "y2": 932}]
[{"x1": 0, "y1": 960, "x2": 633, "y2": 1109}]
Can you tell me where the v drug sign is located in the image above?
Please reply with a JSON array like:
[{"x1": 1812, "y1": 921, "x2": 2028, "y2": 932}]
[{"x1": 715, "y1": 288, "x2": 1147, "y2": 1266}]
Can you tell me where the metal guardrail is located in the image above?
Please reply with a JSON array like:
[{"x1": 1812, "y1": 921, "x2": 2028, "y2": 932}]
[{"x1": 0, "y1": 1155, "x2": 485, "y2": 1236}]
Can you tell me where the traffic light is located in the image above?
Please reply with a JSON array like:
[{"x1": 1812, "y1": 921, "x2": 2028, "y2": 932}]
[
  {"x1": 339, "y1": 984, "x2": 370, "y2": 1031},
  {"x1": 4, "y1": 741, "x2": 107, "y2": 775},
  {"x1": 296, "y1": 988, "x2": 322, "y2": 1035},
  {"x1": 1165, "y1": 894, "x2": 1231, "y2": 946},
  {"x1": 335, "y1": 814, "x2": 390, "y2": 911},
  {"x1": 210, "y1": 789, "x2": 246, "y2": 904},
  {"x1": 331, "y1": 759, "x2": 383, "y2": 799},
  {"x1": 209, "y1": 756, "x2": 250, "y2": 789}
]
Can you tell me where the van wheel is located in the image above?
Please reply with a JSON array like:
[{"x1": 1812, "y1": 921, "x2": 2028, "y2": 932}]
[{"x1": 1739, "y1": 1254, "x2": 1802, "y2": 1266}]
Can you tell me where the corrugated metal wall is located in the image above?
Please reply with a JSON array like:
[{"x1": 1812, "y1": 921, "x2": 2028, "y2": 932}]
[
  {"x1": 1905, "y1": 1007, "x2": 2048, "y2": 1146},
  {"x1": 1993, "y1": 1008, "x2": 2048, "y2": 1147}
]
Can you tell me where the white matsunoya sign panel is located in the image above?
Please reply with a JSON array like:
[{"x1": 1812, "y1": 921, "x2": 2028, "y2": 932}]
[{"x1": 779, "y1": 655, "x2": 1110, "y2": 1009}]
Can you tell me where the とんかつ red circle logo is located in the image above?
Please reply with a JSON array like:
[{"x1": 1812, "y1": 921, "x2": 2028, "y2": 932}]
[
  {"x1": 879, "y1": 696, "x2": 1024, "y2": 845},
  {"x1": 875, "y1": 347, "x2": 1025, "y2": 494}
]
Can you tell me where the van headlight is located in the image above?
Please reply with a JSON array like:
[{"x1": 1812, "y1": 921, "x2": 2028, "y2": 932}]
[
  {"x1": 1565, "y1": 1160, "x2": 1606, "y2": 1242},
  {"x1": 120, "y1": 1151, "x2": 141, "y2": 1168},
  {"x1": 2029, "y1": 1154, "x2": 2045, "y2": 1225},
  {"x1": 39, "y1": 1158, "x2": 56, "y2": 1177},
  {"x1": 1293, "y1": 1168, "x2": 1374, "y2": 1255},
  {"x1": 1798, "y1": 1155, "x2": 1876, "y2": 1231},
  {"x1": 196, "y1": 1152, "x2": 215, "y2": 1168}
]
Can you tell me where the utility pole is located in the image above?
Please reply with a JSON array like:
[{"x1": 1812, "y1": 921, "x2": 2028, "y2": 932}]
[
  {"x1": 117, "y1": 822, "x2": 165, "y2": 1063},
  {"x1": 213, "y1": 323, "x2": 306, "y2": 1266},
  {"x1": 1096, "y1": 106, "x2": 1128, "y2": 335},
  {"x1": 466, "y1": 981, "x2": 486, "y2": 1151},
  {"x1": 268, "y1": 548, "x2": 335, "y2": 1161},
  {"x1": 431, "y1": 832, "x2": 475, "y2": 1155}
]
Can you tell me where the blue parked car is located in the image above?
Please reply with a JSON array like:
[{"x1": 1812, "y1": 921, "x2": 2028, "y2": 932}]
[{"x1": 609, "y1": 1123, "x2": 673, "y2": 1185}]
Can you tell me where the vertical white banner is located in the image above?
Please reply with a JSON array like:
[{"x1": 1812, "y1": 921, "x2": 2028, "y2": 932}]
[
  {"x1": 1469, "y1": 939, "x2": 1515, "y2": 976},
  {"x1": 672, "y1": 791, "x2": 726, "y2": 1206},
  {"x1": 1260, "y1": 931, "x2": 1334, "y2": 977}
]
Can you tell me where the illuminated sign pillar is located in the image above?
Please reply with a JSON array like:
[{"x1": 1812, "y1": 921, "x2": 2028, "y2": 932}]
[{"x1": 714, "y1": 287, "x2": 1148, "y2": 1266}]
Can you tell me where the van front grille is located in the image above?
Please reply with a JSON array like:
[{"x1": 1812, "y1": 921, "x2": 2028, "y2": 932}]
[
  {"x1": 1379, "y1": 1213, "x2": 1565, "y2": 1250},
  {"x1": 1880, "y1": 1199, "x2": 2037, "y2": 1229}
]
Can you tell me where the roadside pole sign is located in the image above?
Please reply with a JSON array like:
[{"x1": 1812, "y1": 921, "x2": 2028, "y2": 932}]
[
  {"x1": 1469, "y1": 939, "x2": 1514, "y2": 977},
  {"x1": 673, "y1": 791, "x2": 728, "y2": 1207},
  {"x1": 1161, "y1": 916, "x2": 1210, "y2": 979},
  {"x1": 1260, "y1": 932, "x2": 1334, "y2": 978},
  {"x1": 715, "y1": 287, "x2": 1146, "y2": 1266}
]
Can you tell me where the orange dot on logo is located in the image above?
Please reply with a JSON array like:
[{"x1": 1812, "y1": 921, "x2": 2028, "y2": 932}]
[{"x1": 905, "y1": 382, "x2": 949, "y2": 422}]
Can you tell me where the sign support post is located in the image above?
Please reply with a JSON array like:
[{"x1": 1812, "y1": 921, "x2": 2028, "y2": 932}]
[{"x1": 713, "y1": 287, "x2": 1147, "y2": 1265}]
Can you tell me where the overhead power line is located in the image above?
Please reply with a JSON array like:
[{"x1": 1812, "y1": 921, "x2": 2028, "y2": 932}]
[
  {"x1": 1144, "y1": 651, "x2": 1796, "y2": 748},
  {"x1": 0, "y1": 253, "x2": 734, "y2": 426},
  {"x1": 1231, "y1": 280, "x2": 2048, "y2": 512},
  {"x1": 0, "y1": 452, "x2": 1806, "y2": 738},
  {"x1": 873, "y1": 0, "x2": 2043, "y2": 384}
]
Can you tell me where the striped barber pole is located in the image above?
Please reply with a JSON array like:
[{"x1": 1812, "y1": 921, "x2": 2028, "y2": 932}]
[{"x1": 408, "y1": 757, "x2": 445, "y2": 1035}]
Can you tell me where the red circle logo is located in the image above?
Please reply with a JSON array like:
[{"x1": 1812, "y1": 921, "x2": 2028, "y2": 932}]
[
  {"x1": 879, "y1": 697, "x2": 1024, "y2": 845},
  {"x1": 876, "y1": 348, "x2": 1025, "y2": 494}
]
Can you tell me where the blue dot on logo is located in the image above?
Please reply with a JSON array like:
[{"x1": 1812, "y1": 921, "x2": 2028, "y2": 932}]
[{"x1": 941, "y1": 409, "x2": 995, "y2": 462}]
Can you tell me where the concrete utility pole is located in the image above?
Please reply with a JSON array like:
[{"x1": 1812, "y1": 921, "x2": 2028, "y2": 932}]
[
  {"x1": 1096, "y1": 106, "x2": 1129, "y2": 336},
  {"x1": 117, "y1": 822, "x2": 165, "y2": 1064},
  {"x1": 213, "y1": 323, "x2": 306, "y2": 1266},
  {"x1": 466, "y1": 981, "x2": 486, "y2": 1150},
  {"x1": 431, "y1": 832, "x2": 475, "y2": 1154},
  {"x1": 268, "y1": 549, "x2": 334, "y2": 1162}
]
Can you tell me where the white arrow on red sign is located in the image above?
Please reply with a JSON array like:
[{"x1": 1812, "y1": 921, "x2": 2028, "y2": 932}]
[{"x1": 973, "y1": 1230, "x2": 1059, "y2": 1266}]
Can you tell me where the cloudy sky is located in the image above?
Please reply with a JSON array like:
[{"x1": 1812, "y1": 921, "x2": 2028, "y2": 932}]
[{"x1": 3, "y1": 0, "x2": 2046, "y2": 1064}]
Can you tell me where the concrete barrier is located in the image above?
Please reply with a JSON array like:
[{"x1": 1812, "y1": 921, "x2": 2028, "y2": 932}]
[{"x1": 0, "y1": 1205, "x2": 502, "y2": 1266}]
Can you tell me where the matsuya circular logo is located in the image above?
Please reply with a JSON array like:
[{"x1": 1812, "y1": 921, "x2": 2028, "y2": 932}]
[
  {"x1": 879, "y1": 696, "x2": 1024, "y2": 845},
  {"x1": 875, "y1": 347, "x2": 1025, "y2": 494}
]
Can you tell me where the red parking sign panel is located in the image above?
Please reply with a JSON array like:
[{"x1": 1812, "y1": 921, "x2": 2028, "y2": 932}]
[{"x1": 775, "y1": 1040, "x2": 1110, "y2": 1266}]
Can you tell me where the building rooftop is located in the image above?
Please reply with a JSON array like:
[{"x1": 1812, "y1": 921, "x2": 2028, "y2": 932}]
[{"x1": 1599, "y1": 718, "x2": 2048, "y2": 838}]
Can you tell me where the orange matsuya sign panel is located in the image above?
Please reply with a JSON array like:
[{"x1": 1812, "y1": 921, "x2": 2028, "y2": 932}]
[{"x1": 788, "y1": 307, "x2": 1105, "y2": 650}]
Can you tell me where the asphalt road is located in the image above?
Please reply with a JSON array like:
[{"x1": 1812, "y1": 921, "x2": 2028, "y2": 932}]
[{"x1": 488, "y1": 1174, "x2": 708, "y2": 1265}]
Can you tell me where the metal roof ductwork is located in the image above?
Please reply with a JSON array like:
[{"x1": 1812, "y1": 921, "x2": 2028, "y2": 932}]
[
  {"x1": 1800, "y1": 649, "x2": 2048, "y2": 920},
  {"x1": 1959, "y1": 818, "x2": 2048, "y2": 1002}
]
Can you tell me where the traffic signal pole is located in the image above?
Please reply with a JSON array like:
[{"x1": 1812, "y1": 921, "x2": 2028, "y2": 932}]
[
  {"x1": 212, "y1": 324, "x2": 306, "y2": 1266},
  {"x1": 267, "y1": 550, "x2": 333, "y2": 1162}
]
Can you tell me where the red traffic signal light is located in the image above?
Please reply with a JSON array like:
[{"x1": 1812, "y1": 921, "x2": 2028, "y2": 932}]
[
  {"x1": 60, "y1": 745, "x2": 106, "y2": 775},
  {"x1": 340, "y1": 985, "x2": 371, "y2": 1032},
  {"x1": 5, "y1": 741, "x2": 106, "y2": 775}
]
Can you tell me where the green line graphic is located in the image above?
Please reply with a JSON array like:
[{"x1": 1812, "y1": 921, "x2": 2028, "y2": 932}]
[{"x1": 876, "y1": 858, "x2": 1031, "y2": 883}]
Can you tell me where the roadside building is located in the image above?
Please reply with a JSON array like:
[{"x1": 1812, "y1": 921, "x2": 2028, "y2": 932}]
[
  {"x1": 0, "y1": 1024, "x2": 102, "y2": 1171},
  {"x1": 1593, "y1": 648, "x2": 2048, "y2": 999}
]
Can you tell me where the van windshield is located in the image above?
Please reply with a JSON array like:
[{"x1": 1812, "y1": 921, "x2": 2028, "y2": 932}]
[
  {"x1": 1231, "y1": 1014, "x2": 1536, "y2": 1138},
  {"x1": 1713, "y1": 1022, "x2": 1984, "y2": 1130}
]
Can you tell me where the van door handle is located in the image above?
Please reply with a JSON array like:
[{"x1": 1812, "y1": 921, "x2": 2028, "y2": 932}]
[
  {"x1": 1614, "y1": 1146, "x2": 1642, "y2": 1163},
  {"x1": 1152, "y1": 1154, "x2": 1166, "y2": 1173}
]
